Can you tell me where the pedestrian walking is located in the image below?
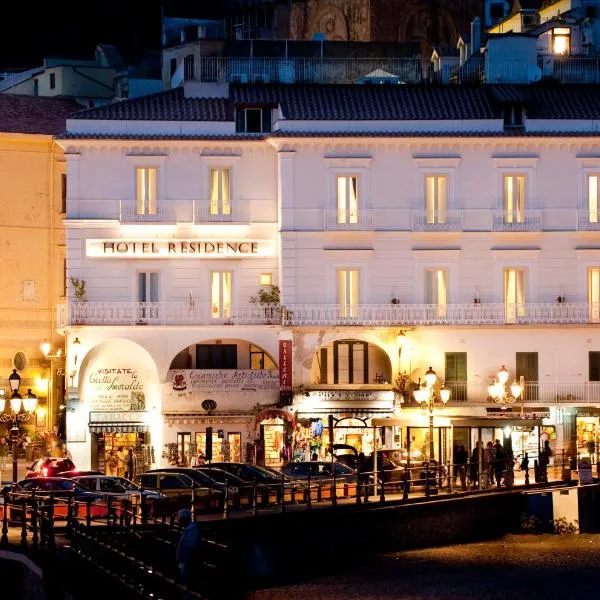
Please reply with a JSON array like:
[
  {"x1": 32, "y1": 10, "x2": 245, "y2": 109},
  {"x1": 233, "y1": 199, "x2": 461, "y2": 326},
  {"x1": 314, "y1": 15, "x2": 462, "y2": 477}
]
[
  {"x1": 176, "y1": 508, "x2": 203, "y2": 595},
  {"x1": 454, "y1": 444, "x2": 468, "y2": 491},
  {"x1": 124, "y1": 448, "x2": 134, "y2": 480},
  {"x1": 484, "y1": 441, "x2": 495, "y2": 488},
  {"x1": 539, "y1": 440, "x2": 552, "y2": 483},
  {"x1": 106, "y1": 450, "x2": 118, "y2": 476},
  {"x1": 116, "y1": 446, "x2": 126, "y2": 478},
  {"x1": 0, "y1": 436, "x2": 8, "y2": 473},
  {"x1": 493, "y1": 440, "x2": 505, "y2": 487}
]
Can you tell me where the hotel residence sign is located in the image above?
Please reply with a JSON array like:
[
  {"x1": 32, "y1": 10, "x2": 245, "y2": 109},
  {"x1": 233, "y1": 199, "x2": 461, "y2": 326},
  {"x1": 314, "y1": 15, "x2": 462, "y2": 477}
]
[{"x1": 86, "y1": 239, "x2": 274, "y2": 258}]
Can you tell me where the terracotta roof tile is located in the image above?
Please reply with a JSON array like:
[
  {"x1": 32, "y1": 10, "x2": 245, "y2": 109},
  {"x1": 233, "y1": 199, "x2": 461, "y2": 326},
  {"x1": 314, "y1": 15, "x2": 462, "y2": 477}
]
[{"x1": 0, "y1": 95, "x2": 82, "y2": 135}]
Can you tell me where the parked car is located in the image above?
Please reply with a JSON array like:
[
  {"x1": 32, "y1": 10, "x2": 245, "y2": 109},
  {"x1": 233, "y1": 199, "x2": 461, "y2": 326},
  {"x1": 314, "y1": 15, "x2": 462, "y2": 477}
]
[
  {"x1": 71, "y1": 475, "x2": 163, "y2": 501},
  {"x1": 135, "y1": 471, "x2": 222, "y2": 511},
  {"x1": 282, "y1": 461, "x2": 358, "y2": 483},
  {"x1": 61, "y1": 470, "x2": 103, "y2": 478},
  {"x1": 9, "y1": 477, "x2": 103, "y2": 503},
  {"x1": 144, "y1": 467, "x2": 243, "y2": 502},
  {"x1": 26, "y1": 457, "x2": 76, "y2": 478}
]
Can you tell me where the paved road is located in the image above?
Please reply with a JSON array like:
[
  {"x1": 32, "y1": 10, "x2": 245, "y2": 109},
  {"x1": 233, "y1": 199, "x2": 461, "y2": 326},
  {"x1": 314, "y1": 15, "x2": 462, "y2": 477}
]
[{"x1": 246, "y1": 533, "x2": 600, "y2": 599}]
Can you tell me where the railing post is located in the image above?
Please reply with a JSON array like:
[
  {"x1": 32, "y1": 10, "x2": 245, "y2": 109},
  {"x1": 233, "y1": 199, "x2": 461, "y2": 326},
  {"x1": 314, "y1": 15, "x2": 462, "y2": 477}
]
[
  {"x1": 47, "y1": 494, "x2": 55, "y2": 552},
  {"x1": 140, "y1": 488, "x2": 147, "y2": 525},
  {"x1": 332, "y1": 470, "x2": 337, "y2": 507},
  {"x1": 86, "y1": 499, "x2": 92, "y2": 528},
  {"x1": 66, "y1": 494, "x2": 74, "y2": 536},
  {"x1": 425, "y1": 462, "x2": 430, "y2": 497},
  {"x1": 223, "y1": 482, "x2": 229, "y2": 520},
  {"x1": 280, "y1": 473, "x2": 285, "y2": 514},
  {"x1": 252, "y1": 478, "x2": 258, "y2": 517},
  {"x1": 21, "y1": 498, "x2": 27, "y2": 546},
  {"x1": 379, "y1": 477, "x2": 385, "y2": 503},
  {"x1": 306, "y1": 474, "x2": 312, "y2": 510},
  {"x1": 1, "y1": 489, "x2": 9, "y2": 546},
  {"x1": 403, "y1": 467, "x2": 410, "y2": 500},
  {"x1": 448, "y1": 462, "x2": 453, "y2": 494},
  {"x1": 31, "y1": 491, "x2": 39, "y2": 550}
]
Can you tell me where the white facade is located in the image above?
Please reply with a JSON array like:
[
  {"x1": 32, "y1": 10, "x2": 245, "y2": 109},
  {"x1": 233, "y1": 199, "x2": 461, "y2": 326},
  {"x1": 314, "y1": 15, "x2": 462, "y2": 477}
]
[{"x1": 58, "y1": 79, "x2": 600, "y2": 472}]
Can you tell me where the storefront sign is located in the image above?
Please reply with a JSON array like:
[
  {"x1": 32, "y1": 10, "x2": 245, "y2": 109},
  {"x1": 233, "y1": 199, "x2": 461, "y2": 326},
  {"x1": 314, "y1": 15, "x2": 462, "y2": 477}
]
[
  {"x1": 279, "y1": 341, "x2": 292, "y2": 393},
  {"x1": 86, "y1": 239, "x2": 274, "y2": 258},
  {"x1": 306, "y1": 390, "x2": 391, "y2": 402},
  {"x1": 485, "y1": 410, "x2": 550, "y2": 420},
  {"x1": 86, "y1": 367, "x2": 146, "y2": 411},
  {"x1": 168, "y1": 369, "x2": 278, "y2": 392}
]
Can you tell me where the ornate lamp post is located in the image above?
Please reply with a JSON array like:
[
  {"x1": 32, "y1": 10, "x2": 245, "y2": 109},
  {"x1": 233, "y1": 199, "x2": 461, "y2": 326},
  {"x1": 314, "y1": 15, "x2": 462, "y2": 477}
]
[
  {"x1": 1, "y1": 370, "x2": 37, "y2": 481},
  {"x1": 488, "y1": 365, "x2": 523, "y2": 408},
  {"x1": 413, "y1": 366, "x2": 451, "y2": 462}
]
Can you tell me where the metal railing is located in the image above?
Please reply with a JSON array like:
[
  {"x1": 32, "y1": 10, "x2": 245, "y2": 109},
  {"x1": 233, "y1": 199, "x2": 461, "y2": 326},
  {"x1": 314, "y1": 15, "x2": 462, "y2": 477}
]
[
  {"x1": 188, "y1": 56, "x2": 600, "y2": 85},
  {"x1": 193, "y1": 201, "x2": 250, "y2": 224},
  {"x1": 491, "y1": 209, "x2": 543, "y2": 232},
  {"x1": 412, "y1": 210, "x2": 463, "y2": 232},
  {"x1": 324, "y1": 209, "x2": 375, "y2": 231},
  {"x1": 282, "y1": 302, "x2": 598, "y2": 326},
  {"x1": 577, "y1": 209, "x2": 600, "y2": 231},
  {"x1": 119, "y1": 202, "x2": 176, "y2": 223}
]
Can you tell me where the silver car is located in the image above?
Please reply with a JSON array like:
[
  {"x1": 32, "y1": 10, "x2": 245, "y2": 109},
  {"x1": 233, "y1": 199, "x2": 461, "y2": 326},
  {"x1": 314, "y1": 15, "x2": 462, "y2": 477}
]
[{"x1": 72, "y1": 475, "x2": 163, "y2": 500}]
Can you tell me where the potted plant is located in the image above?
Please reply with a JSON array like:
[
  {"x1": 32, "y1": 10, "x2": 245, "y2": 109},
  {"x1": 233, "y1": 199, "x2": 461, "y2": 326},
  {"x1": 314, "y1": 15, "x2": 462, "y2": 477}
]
[
  {"x1": 557, "y1": 295, "x2": 566, "y2": 304},
  {"x1": 69, "y1": 276, "x2": 87, "y2": 325},
  {"x1": 390, "y1": 298, "x2": 400, "y2": 305},
  {"x1": 250, "y1": 285, "x2": 281, "y2": 323}
]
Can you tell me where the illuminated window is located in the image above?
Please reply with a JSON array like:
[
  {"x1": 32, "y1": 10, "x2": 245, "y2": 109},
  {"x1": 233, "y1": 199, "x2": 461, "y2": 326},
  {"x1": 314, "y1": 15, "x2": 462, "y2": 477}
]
[
  {"x1": 250, "y1": 344, "x2": 276, "y2": 370},
  {"x1": 425, "y1": 269, "x2": 447, "y2": 317},
  {"x1": 211, "y1": 271, "x2": 232, "y2": 319},
  {"x1": 504, "y1": 268, "x2": 525, "y2": 323},
  {"x1": 136, "y1": 167, "x2": 157, "y2": 215},
  {"x1": 259, "y1": 273, "x2": 272, "y2": 286},
  {"x1": 588, "y1": 174, "x2": 600, "y2": 223},
  {"x1": 589, "y1": 268, "x2": 600, "y2": 322},
  {"x1": 337, "y1": 269, "x2": 359, "y2": 318},
  {"x1": 333, "y1": 340, "x2": 368, "y2": 384},
  {"x1": 503, "y1": 174, "x2": 526, "y2": 223},
  {"x1": 209, "y1": 168, "x2": 231, "y2": 216},
  {"x1": 425, "y1": 175, "x2": 447, "y2": 224},
  {"x1": 337, "y1": 175, "x2": 358, "y2": 224},
  {"x1": 553, "y1": 28, "x2": 570, "y2": 55}
]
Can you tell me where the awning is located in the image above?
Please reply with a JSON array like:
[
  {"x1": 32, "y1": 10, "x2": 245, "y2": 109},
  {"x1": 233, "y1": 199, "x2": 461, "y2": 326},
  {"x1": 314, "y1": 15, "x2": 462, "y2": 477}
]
[
  {"x1": 254, "y1": 408, "x2": 296, "y2": 429},
  {"x1": 89, "y1": 423, "x2": 150, "y2": 434}
]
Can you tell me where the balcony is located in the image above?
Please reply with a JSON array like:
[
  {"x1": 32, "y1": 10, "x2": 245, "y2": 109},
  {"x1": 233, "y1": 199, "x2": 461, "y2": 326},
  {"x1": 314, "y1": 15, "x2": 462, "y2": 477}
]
[
  {"x1": 193, "y1": 202, "x2": 250, "y2": 224},
  {"x1": 411, "y1": 210, "x2": 463, "y2": 232},
  {"x1": 491, "y1": 210, "x2": 543, "y2": 232},
  {"x1": 188, "y1": 56, "x2": 600, "y2": 86},
  {"x1": 58, "y1": 302, "x2": 283, "y2": 327},
  {"x1": 323, "y1": 209, "x2": 375, "y2": 231},
  {"x1": 435, "y1": 381, "x2": 600, "y2": 405},
  {"x1": 282, "y1": 302, "x2": 596, "y2": 326},
  {"x1": 577, "y1": 209, "x2": 600, "y2": 231}
]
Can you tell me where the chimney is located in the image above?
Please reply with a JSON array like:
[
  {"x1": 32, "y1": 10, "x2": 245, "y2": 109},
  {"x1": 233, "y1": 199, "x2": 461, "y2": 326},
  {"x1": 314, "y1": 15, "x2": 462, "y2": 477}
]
[{"x1": 471, "y1": 17, "x2": 481, "y2": 57}]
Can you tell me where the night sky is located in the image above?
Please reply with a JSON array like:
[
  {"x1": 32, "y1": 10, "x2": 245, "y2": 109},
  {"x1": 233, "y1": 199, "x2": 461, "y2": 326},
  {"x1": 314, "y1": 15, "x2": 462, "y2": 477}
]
[{"x1": 0, "y1": 1, "x2": 229, "y2": 70}]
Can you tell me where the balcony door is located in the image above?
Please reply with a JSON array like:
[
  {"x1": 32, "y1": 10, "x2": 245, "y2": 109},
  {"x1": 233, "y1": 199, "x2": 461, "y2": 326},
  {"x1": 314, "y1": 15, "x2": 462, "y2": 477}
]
[
  {"x1": 211, "y1": 271, "x2": 232, "y2": 319},
  {"x1": 137, "y1": 272, "x2": 159, "y2": 320},
  {"x1": 516, "y1": 352, "x2": 538, "y2": 402},
  {"x1": 589, "y1": 268, "x2": 600, "y2": 322},
  {"x1": 337, "y1": 175, "x2": 358, "y2": 225},
  {"x1": 333, "y1": 340, "x2": 368, "y2": 384},
  {"x1": 504, "y1": 268, "x2": 525, "y2": 323},
  {"x1": 588, "y1": 174, "x2": 600, "y2": 224},
  {"x1": 425, "y1": 269, "x2": 447, "y2": 318},
  {"x1": 425, "y1": 175, "x2": 447, "y2": 224},
  {"x1": 210, "y1": 168, "x2": 231, "y2": 216},
  {"x1": 136, "y1": 167, "x2": 157, "y2": 216},
  {"x1": 445, "y1": 352, "x2": 467, "y2": 402},
  {"x1": 503, "y1": 174, "x2": 525, "y2": 223},
  {"x1": 337, "y1": 269, "x2": 359, "y2": 318}
]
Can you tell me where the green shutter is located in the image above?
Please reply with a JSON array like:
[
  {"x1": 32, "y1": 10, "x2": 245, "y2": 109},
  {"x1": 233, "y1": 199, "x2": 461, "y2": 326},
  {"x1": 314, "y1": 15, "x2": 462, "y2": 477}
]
[{"x1": 445, "y1": 352, "x2": 467, "y2": 381}]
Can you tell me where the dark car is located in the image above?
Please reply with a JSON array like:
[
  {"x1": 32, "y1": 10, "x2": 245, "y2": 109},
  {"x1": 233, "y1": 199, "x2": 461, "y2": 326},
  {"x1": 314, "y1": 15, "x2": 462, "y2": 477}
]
[
  {"x1": 145, "y1": 467, "x2": 242, "y2": 499},
  {"x1": 282, "y1": 461, "x2": 358, "y2": 483},
  {"x1": 10, "y1": 477, "x2": 103, "y2": 503},
  {"x1": 26, "y1": 457, "x2": 76, "y2": 478}
]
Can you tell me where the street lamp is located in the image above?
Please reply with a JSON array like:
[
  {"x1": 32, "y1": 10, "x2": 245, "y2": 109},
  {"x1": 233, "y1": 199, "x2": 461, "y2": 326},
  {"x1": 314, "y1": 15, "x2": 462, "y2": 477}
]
[
  {"x1": 1, "y1": 371, "x2": 37, "y2": 481},
  {"x1": 413, "y1": 366, "x2": 451, "y2": 462},
  {"x1": 488, "y1": 365, "x2": 523, "y2": 408}
]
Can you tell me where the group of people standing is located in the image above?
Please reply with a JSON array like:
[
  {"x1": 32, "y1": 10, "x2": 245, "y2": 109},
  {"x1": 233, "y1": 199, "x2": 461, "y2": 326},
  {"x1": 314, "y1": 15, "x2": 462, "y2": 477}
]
[
  {"x1": 453, "y1": 439, "x2": 513, "y2": 490},
  {"x1": 106, "y1": 446, "x2": 137, "y2": 479}
]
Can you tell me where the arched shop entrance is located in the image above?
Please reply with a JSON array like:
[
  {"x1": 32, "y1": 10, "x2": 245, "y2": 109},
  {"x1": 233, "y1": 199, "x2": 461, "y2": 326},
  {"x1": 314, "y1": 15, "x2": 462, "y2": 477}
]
[
  {"x1": 74, "y1": 339, "x2": 161, "y2": 474},
  {"x1": 163, "y1": 337, "x2": 279, "y2": 467},
  {"x1": 254, "y1": 409, "x2": 296, "y2": 468}
]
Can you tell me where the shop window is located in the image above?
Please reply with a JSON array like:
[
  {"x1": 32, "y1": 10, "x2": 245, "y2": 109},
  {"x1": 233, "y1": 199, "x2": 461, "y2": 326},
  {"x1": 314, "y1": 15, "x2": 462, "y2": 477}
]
[
  {"x1": 425, "y1": 175, "x2": 447, "y2": 224},
  {"x1": 504, "y1": 268, "x2": 525, "y2": 323},
  {"x1": 136, "y1": 167, "x2": 157, "y2": 215},
  {"x1": 333, "y1": 340, "x2": 368, "y2": 384},
  {"x1": 250, "y1": 344, "x2": 276, "y2": 370},
  {"x1": 589, "y1": 352, "x2": 600, "y2": 381},
  {"x1": 445, "y1": 352, "x2": 467, "y2": 401},
  {"x1": 337, "y1": 175, "x2": 359, "y2": 224},
  {"x1": 196, "y1": 431, "x2": 224, "y2": 462},
  {"x1": 196, "y1": 344, "x2": 237, "y2": 369},
  {"x1": 177, "y1": 432, "x2": 191, "y2": 466},
  {"x1": 209, "y1": 168, "x2": 231, "y2": 216}
]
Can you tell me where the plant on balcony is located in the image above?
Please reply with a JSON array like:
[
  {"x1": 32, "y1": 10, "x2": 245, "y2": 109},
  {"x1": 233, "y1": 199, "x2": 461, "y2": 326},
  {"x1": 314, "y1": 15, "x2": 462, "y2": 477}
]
[
  {"x1": 557, "y1": 295, "x2": 566, "y2": 304},
  {"x1": 393, "y1": 371, "x2": 418, "y2": 403},
  {"x1": 473, "y1": 297, "x2": 481, "y2": 304},
  {"x1": 69, "y1": 276, "x2": 87, "y2": 302},
  {"x1": 390, "y1": 298, "x2": 400, "y2": 304},
  {"x1": 250, "y1": 285, "x2": 281, "y2": 323}
]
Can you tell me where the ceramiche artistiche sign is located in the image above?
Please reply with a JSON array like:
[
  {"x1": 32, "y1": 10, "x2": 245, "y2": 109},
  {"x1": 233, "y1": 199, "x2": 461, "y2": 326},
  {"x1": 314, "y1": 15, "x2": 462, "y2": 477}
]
[
  {"x1": 86, "y1": 367, "x2": 146, "y2": 411},
  {"x1": 86, "y1": 239, "x2": 275, "y2": 258},
  {"x1": 168, "y1": 369, "x2": 279, "y2": 393}
]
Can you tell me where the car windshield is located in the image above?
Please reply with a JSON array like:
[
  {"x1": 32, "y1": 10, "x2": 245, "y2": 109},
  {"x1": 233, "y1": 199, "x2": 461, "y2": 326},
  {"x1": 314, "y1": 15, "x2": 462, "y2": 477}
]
[
  {"x1": 198, "y1": 468, "x2": 242, "y2": 485},
  {"x1": 247, "y1": 465, "x2": 280, "y2": 479},
  {"x1": 114, "y1": 477, "x2": 138, "y2": 490}
]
